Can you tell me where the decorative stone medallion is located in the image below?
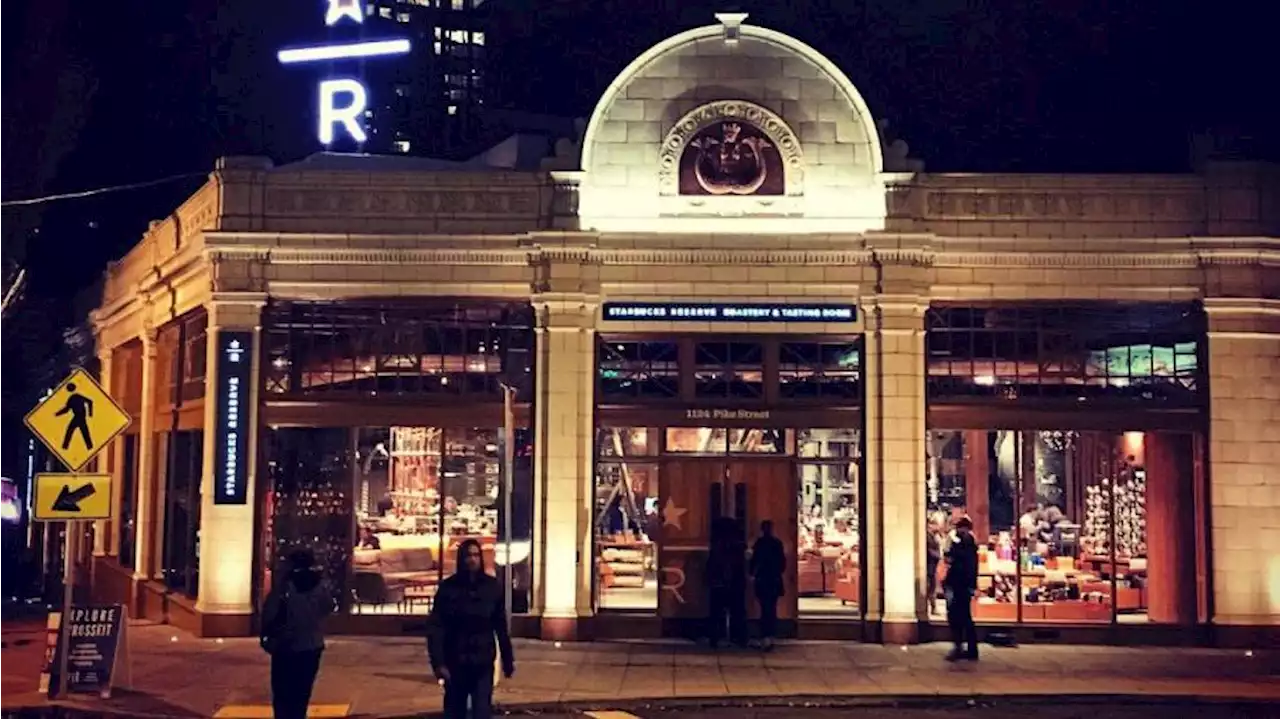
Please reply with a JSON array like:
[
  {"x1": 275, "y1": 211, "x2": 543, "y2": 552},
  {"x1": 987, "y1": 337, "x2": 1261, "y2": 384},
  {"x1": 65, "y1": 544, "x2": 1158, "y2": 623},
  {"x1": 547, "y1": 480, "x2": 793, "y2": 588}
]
[{"x1": 658, "y1": 100, "x2": 804, "y2": 197}]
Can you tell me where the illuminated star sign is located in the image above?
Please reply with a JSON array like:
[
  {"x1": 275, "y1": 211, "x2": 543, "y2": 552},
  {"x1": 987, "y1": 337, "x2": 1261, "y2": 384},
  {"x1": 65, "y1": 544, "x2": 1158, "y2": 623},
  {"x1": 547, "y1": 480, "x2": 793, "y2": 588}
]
[{"x1": 325, "y1": 0, "x2": 363, "y2": 26}]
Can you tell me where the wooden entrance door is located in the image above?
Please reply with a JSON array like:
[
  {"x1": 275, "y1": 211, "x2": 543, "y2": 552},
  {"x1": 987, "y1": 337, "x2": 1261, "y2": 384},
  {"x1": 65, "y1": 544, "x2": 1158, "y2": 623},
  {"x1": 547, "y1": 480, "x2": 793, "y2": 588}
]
[
  {"x1": 731, "y1": 460, "x2": 799, "y2": 622},
  {"x1": 657, "y1": 459, "x2": 797, "y2": 629}
]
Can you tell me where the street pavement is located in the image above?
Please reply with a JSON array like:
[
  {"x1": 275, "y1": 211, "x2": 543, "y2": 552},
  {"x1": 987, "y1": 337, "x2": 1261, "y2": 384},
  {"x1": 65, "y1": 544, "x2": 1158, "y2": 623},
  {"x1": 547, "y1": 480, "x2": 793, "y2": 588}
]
[{"x1": 1, "y1": 622, "x2": 1278, "y2": 717}]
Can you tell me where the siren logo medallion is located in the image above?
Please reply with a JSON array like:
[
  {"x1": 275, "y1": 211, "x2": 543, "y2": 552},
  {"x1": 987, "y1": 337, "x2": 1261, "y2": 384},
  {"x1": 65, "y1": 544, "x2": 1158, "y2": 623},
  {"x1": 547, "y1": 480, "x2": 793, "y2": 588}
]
[{"x1": 659, "y1": 100, "x2": 804, "y2": 198}]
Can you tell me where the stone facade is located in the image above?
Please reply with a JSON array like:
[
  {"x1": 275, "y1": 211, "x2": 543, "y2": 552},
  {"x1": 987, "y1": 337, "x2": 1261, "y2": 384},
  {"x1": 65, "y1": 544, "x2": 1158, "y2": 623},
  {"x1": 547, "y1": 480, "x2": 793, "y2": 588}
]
[{"x1": 88, "y1": 16, "x2": 1279, "y2": 642}]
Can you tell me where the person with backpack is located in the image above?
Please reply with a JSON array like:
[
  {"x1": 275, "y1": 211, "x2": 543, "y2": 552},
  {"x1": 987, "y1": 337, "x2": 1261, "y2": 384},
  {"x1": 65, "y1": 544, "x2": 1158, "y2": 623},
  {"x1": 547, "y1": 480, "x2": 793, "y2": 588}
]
[{"x1": 260, "y1": 548, "x2": 336, "y2": 719}]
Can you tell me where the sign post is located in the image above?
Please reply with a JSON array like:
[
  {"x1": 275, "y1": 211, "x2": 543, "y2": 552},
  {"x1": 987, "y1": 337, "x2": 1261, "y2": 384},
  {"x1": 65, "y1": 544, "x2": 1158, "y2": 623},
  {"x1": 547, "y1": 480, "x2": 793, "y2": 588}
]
[{"x1": 24, "y1": 367, "x2": 130, "y2": 699}]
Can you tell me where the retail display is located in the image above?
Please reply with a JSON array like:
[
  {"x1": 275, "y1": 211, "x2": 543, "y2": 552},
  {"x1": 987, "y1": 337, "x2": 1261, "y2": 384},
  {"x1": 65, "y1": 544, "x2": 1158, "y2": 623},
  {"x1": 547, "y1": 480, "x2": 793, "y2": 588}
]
[{"x1": 1082, "y1": 470, "x2": 1147, "y2": 559}]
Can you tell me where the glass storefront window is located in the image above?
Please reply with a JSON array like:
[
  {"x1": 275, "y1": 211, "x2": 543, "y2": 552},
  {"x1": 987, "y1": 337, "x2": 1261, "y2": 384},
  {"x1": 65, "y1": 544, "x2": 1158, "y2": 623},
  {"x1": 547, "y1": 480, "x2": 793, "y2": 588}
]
[
  {"x1": 594, "y1": 426, "x2": 661, "y2": 611},
  {"x1": 926, "y1": 304, "x2": 1204, "y2": 403},
  {"x1": 263, "y1": 302, "x2": 534, "y2": 398},
  {"x1": 780, "y1": 342, "x2": 862, "y2": 399},
  {"x1": 797, "y1": 429, "x2": 861, "y2": 616},
  {"x1": 598, "y1": 342, "x2": 679, "y2": 399},
  {"x1": 694, "y1": 341, "x2": 764, "y2": 398},
  {"x1": 925, "y1": 429, "x2": 1195, "y2": 625},
  {"x1": 665, "y1": 427, "x2": 728, "y2": 454},
  {"x1": 161, "y1": 430, "x2": 203, "y2": 597},
  {"x1": 116, "y1": 435, "x2": 139, "y2": 569},
  {"x1": 263, "y1": 428, "x2": 353, "y2": 612},
  {"x1": 265, "y1": 424, "x2": 533, "y2": 617},
  {"x1": 597, "y1": 426, "x2": 657, "y2": 458}
]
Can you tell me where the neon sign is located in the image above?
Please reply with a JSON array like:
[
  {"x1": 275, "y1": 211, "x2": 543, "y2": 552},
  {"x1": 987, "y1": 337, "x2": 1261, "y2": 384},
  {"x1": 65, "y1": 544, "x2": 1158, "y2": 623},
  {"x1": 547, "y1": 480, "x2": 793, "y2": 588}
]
[
  {"x1": 277, "y1": 0, "x2": 411, "y2": 146},
  {"x1": 602, "y1": 302, "x2": 858, "y2": 323},
  {"x1": 213, "y1": 332, "x2": 253, "y2": 505}
]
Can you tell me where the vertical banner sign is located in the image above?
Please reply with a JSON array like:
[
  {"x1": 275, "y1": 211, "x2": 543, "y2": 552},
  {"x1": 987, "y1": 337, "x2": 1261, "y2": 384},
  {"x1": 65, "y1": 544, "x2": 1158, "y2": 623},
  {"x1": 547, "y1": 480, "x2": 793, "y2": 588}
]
[
  {"x1": 46, "y1": 605, "x2": 127, "y2": 698},
  {"x1": 214, "y1": 331, "x2": 253, "y2": 505}
]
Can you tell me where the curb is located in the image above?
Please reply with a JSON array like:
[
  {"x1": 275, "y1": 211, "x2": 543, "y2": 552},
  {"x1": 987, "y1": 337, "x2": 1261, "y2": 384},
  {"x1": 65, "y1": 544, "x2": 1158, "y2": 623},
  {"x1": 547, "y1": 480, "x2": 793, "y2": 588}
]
[
  {"x1": 6, "y1": 693, "x2": 1277, "y2": 719},
  {"x1": 396, "y1": 693, "x2": 1280, "y2": 718}
]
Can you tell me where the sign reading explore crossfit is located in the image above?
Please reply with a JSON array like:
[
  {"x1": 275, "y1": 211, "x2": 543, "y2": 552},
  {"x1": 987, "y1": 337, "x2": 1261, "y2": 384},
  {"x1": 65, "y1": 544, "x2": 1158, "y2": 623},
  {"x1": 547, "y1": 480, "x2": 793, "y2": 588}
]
[
  {"x1": 602, "y1": 302, "x2": 857, "y2": 323},
  {"x1": 213, "y1": 331, "x2": 253, "y2": 505}
]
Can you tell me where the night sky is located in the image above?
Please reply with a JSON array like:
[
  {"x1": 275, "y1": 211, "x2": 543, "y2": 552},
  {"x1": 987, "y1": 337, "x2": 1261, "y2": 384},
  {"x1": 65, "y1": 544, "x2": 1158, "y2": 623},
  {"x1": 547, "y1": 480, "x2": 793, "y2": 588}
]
[{"x1": 2, "y1": 0, "x2": 1276, "y2": 302}]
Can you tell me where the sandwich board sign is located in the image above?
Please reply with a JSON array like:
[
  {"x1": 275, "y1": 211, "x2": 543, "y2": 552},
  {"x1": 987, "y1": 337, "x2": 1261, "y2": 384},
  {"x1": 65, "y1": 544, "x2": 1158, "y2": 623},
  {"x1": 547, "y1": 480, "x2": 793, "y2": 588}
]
[{"x1": 39, "y1": 604, "x2": 130, "y2": 698}]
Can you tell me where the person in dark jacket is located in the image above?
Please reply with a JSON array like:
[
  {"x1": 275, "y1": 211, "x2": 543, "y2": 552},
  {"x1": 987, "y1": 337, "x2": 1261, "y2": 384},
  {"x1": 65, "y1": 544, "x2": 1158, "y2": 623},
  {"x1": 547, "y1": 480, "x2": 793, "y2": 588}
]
[
  {"x1": 261, "y1": 549, "x2": 336, "y2": 719},
  {"x1": 428, "y1": 539, "x2": 515, "y2": 719},
  {"x1": 943, "y1": 516, "x2": 980, "y2": 661},
  {"x1": 749, "y1": 520, "x2": 786, "y2": 650},
  {"x1": 705, "y1": 517, "x2": 748, "y2": 648}
]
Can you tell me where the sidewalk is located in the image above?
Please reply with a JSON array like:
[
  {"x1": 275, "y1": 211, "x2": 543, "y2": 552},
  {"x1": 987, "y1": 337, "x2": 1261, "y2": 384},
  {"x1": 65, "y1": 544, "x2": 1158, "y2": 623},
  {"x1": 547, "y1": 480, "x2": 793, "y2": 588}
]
[{"x1": 3, "y1": 623, "x2": 1278, "y2": 717}]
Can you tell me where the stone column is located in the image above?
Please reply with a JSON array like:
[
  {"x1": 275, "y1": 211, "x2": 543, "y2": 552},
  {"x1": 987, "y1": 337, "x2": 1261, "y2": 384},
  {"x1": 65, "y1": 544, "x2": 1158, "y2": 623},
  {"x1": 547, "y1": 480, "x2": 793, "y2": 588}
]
[
  {"x1": 532, "y1": 295, "x2": 597, "y2": 639},
  {"x1": 132, "y1": 327, "x2": 160, "y2": 579},
  {"x1": 862, "y1": 295, "x2": 928, "y2": 643},
  {"x1": 93, "y1": 347, "x2": 114, "y2": 557},
  {"x1": 195, "y1": 294, "x2": 265, "y2": 635},
  {"x1": 1205, "y1": 298, "x2": 1280, "y2": 635}
]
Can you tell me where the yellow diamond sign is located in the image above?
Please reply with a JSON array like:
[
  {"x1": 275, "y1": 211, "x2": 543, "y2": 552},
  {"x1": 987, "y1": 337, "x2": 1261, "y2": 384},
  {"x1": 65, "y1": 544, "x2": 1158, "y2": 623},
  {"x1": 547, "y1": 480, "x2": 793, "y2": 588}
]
[{"x1": 25, "y1": 367, "x2": 132, "y2": 472}]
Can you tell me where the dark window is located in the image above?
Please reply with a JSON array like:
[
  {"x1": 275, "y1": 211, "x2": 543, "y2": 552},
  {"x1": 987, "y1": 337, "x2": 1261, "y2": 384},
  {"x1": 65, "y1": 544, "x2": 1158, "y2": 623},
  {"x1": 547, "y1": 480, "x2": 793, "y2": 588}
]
[
  {"x1": 263, "y1": 428, "x2": 353, "y2": 610},
  {"x1": 779, "y1": 342, "x2": 862, "y2": 400},
  {"x1": 181, "y1": 315, "x2": 207, "y2": 401},
  {"x1": 263, "y1": 301, "x2": 535, "y2": 398},
  {"x1": 926, "y1": 303, "x2": 1203, "y2": 404},
  {"x1": 161, "y1": 430, "x2": 203, "y2": 596},
  {"x1": 694, "y1": 341, "x2": 764, "y2": 398},
  {"x1": 117, "y1": 435, "x2": 139, "y2": 569},
  {"x1": 598, "y1": 342, "x2": 679, "y2": 399}
]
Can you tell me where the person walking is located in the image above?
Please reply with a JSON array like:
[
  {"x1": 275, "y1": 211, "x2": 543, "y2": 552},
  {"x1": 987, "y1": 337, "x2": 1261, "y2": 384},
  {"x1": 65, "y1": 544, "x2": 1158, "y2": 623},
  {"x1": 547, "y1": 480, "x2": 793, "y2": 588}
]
[
  {"x1": 429, "y1": 539, "x2": 516, "y2": 719},
  {"x1": 943, "y1": 516, "x2": 980, "y2": 661},
  {"x1": 260, "y1": 549, "x2": 336, "y2": 719},
  {"x1": 749, "y1": 519, "x2": 786, "y2": 650}
]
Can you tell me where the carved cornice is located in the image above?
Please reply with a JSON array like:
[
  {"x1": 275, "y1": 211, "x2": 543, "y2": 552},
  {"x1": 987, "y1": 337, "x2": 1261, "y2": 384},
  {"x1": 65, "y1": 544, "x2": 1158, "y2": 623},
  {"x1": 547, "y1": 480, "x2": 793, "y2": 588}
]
[{"x1": 658, "y1": 100, "x2": 804, "y2": 197}]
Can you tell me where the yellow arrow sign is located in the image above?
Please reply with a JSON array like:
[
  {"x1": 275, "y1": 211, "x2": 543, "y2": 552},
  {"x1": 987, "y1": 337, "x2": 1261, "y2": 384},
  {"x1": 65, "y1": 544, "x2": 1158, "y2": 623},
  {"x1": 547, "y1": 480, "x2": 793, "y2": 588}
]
[
  {"x1": 24, "y1": 367, "x2": 131, "y2": 472},
  {"x1": 33, "y1": 473, "x2": 112, "y2": 521}
]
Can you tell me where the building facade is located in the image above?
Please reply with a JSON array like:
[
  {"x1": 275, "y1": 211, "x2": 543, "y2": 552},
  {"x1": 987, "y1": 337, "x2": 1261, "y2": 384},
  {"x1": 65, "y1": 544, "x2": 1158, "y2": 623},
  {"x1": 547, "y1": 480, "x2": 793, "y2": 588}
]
[{"x1": 88, "y1": 17, "x2": 1279, "y2": 645}]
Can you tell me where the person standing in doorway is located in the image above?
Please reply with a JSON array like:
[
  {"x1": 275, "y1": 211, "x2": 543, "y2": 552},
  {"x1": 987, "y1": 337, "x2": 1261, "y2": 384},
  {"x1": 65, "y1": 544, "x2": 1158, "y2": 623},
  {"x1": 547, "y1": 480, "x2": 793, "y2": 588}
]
[
  {"x1": 261, "y1": 549, "x2": 336, "y2": 719},
  {"x1": 943, "y1": 516, "x2": 980, "y2": 661},
  {"x1": 749, "y1": 519, "x2": 786, "y2": 650},
  {"x1": 705, "y1": 517, "x2": 748, "y2": 648},
  {"x1": 429, "y1": 539, "x2": 515, "y2": 719}
]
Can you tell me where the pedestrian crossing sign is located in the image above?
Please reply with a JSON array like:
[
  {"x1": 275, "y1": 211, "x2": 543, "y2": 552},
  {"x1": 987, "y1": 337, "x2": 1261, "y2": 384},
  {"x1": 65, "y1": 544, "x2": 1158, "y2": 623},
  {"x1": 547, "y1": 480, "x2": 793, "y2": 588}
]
[{"x1": 25, "y1": 367, "x2": 132, "y2": 472}]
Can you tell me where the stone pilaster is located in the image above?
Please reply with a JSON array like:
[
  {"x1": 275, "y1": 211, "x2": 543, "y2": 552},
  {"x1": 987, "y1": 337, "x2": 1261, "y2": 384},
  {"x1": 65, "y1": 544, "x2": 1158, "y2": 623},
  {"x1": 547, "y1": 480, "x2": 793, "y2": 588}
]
[
  {"x1": 133, "y1": 327, "x2": 160, "y2": 579},
  {"x1": 862, "y1": 295, "x2": 928, "y2": 643},
  {"x1": 195, "y1": 293, "x2": 265, "y2": 627},
  {"x1": 93, "y1": 348, "x2": 114, "y2": 557},
  {"x1": 531, "y1": 294, "x2": 597, "y2": 639},
  {"x1": 1205, "y1": 298, "x2": 1280, "y2": 630}
]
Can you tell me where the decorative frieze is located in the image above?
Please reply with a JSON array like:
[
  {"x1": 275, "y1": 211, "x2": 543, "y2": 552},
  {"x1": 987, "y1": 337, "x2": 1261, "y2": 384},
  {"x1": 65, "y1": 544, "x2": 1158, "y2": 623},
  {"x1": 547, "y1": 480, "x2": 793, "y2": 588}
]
[
  {"x1": 920, "y1": 189, "x2": 1207, "y2": 222},
  {"x1": 263, "y1": 249, "x2": 530, "y2": 266},
  {"x1": 262, "y1": 188, "x2": 543, "y2": 217}
]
